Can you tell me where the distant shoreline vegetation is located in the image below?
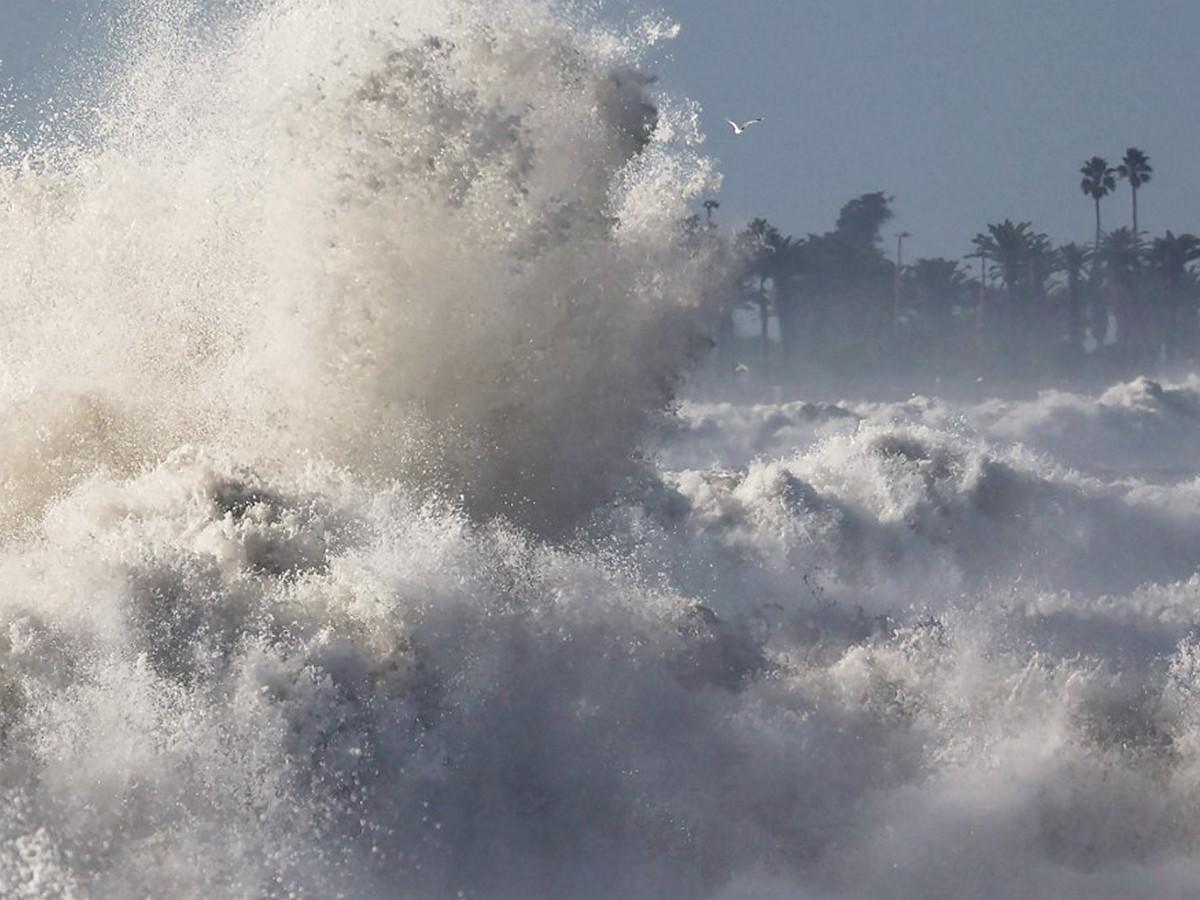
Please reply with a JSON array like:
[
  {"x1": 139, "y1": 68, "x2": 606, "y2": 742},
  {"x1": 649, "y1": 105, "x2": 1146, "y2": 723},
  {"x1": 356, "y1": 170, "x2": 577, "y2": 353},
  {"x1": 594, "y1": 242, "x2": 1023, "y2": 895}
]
[{"x1": 690, "y1": 148, "x2": 1200, "y2": 386}]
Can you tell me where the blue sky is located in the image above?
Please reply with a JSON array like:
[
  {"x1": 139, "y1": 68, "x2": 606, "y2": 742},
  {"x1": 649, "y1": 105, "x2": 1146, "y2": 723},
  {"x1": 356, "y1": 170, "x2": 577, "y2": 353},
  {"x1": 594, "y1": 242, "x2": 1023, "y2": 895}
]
[
  {"x1": 634, "y1": 0, "x2": 1200, "y2": 260},
  {"x1": 3, "y1": 0, "x2": 1198, "y2": 260}
]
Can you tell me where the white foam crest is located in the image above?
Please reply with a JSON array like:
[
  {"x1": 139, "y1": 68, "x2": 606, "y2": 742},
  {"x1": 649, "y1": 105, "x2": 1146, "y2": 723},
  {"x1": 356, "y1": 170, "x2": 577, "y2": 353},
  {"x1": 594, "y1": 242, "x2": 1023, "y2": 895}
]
[
  {"x1": 638, "y1": 399, "x2": 1200, "y2": 620},
  {"x1": 6, "y1": 455, "x2": 1200, "y2": 897},
  {"x1": 972, "y1": 375, "x2": 1200, "y2": 477},
  {"x1": 671, "y1": 375, "x2": 1200, "y2": 483}
]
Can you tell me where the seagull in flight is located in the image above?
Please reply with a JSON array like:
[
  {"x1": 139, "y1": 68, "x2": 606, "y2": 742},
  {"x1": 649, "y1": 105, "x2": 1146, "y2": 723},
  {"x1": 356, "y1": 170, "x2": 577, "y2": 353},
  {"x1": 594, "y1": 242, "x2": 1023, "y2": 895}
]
[{"x1": 726, "y1": 117, "x2": 764, "y2": 135}]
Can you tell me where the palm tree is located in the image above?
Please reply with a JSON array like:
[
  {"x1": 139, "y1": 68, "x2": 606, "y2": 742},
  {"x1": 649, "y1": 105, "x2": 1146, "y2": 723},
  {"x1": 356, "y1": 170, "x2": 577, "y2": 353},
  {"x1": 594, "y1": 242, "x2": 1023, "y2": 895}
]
[
  {"x1": 964, "y1": 247, "x2": 990, "y2": 317},
  {"x1": 739, "y1": 218, "x2": 792, "y2": 373},
  {"x1": 1150, "y1": 230, "x2": 1200, "y2": 359},
  {"x1": 1150, "y1": 230, "x2": 1200, "y2": 281},
  {"x1": 972, "y1": 220, "x2": 1054, "y2": 352},
  {"x1": 909, "y1": 258, "x2": 970, "y2": 326},
  {"x1": 1098, "y1": 227, "x2": 1147, "y2": 356},
  {"x1": 1058, "y1": 243, "x2": 1091, "y2": 347},
  {"x1": 1098, "y1": 227, "x2": 1144, "y2": 287},
  {"x1": 770, "y1": 235, "x2": 809, "y2": 366},
  {"x1": 1024, "y1": 232, "x2": 1058, "y2": 305},
  {"x1": 1080, "y1": 156, "x2": 1117, "y2": 253},
  {"x1": 972, "y1": 220, "x2": 1036, "y2": 298},
  {"x1": 1116, "y1": 148, "x2": 1152, "y2": 236}
]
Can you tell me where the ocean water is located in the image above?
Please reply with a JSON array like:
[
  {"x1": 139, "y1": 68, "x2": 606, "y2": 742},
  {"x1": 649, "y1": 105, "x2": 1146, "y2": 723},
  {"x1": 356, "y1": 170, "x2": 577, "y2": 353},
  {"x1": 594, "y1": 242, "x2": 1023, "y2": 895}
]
[{"x1": 4, "y1": 2, "x2": 1200, "y2": 898}]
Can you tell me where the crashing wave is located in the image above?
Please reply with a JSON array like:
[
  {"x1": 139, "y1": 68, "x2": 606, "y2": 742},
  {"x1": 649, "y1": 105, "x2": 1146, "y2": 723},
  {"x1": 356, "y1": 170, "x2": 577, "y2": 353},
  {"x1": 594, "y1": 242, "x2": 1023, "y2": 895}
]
[
  {"x1": 5, "y1": 1, "x2": 1200, "y2": 898},
  {"x1": 0, "y1": 0, "x2": 719, "y2": 537}
]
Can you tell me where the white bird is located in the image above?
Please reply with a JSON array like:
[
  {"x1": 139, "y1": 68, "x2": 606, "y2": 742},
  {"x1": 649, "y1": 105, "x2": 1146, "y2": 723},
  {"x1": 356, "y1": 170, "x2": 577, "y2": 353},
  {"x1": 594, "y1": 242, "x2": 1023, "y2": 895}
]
[{"x1": 726, "y1": 117, "x2": 764, "y2": 135}]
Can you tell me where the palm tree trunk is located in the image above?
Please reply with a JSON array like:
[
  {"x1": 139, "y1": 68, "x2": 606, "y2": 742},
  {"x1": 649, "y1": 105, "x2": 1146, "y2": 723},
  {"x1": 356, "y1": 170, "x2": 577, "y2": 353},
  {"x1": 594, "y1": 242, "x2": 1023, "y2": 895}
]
[
  {"x1": 1166, "y1": 287, "x2": 1178, "y2": 362},
  {"x1": 1132, "y1": 186, "x2": 1139, "y2": 236},
  {"x1": 1094, "y1": 198, "x2": 1102, "y2": 253},
  {"x1": 1067, "y1": 278, "x2": 1082, "y2": 347},
  {"x1": 758, "y1": 279, "x2": 769, "y2": 377},
  {"x1": 775, "y1": 284, "x2": 801, "y2": 373}
]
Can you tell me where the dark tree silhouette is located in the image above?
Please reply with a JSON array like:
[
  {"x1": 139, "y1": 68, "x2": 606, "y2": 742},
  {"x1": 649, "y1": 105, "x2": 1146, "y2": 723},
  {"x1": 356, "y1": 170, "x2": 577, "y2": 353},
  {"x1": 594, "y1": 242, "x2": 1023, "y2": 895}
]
[
  {"x1": 738, "y1": 218, "x2": 792, "y2": 373},
  {"x1": 964, "y1": 247, "x2": 990, "y2": 315},
  {"x1": 1025, "y1": 232, "x2": 1058, "y2": 305},
  {"x1": 748, "y1": 193, "x2": 896, "y2": 372},
  {"x1": 1098, "y1": 227, "x2": 1147, "y2": 357},
  {"x1": 972, "y1": 220, "x2": 1035, "y2": 298},
  {"x1": 1080, "y1": 157, "x2": 1117, "y2": 254},
  {"x1": 1117, "y1": 148, "x2": 1152, "y2": 236},
  {"x1": 1150, "y1": 230, "x2": 1200, "y2": 359},
  {"x1": 909, "y1": 257, "x2": 970, "y2": 327},
  {"x1": 971, "y1": 220, "x2": 1055, "y2": 353},
  {"x1": 709, "y1": 155, "x2": 1200, "y2": 388},
  {"x1": 1098, "y1": 228, "x2": 1143, "y2": 289},
  {"x1": 1151, "y1": 230, "x2": 1200, "y2": 282},
  {"x1": 1058, "y1": 242, "x2": 1091, "y2": 348},
  {"x1": 835, "y1": 192, "x2": 893, "y2": 247}
]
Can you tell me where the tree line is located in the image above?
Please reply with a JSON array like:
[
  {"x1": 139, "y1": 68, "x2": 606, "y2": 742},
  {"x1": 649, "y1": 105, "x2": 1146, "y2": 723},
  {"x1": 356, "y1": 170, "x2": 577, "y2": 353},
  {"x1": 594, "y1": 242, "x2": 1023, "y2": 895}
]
[{"x1": 696, "y1": 148, "x2": 1200, "y2": 385}]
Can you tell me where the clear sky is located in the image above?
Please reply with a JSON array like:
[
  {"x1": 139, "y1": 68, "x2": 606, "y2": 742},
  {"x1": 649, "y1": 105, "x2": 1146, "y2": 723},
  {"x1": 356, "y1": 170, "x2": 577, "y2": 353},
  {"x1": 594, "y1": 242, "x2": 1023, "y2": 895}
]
[
  {"x1": 632, "y1": 0, "x2": 1200, "y2": 260},
  {"x1": 3, "y1": 0, "x2": 1198, "y2": 261}
]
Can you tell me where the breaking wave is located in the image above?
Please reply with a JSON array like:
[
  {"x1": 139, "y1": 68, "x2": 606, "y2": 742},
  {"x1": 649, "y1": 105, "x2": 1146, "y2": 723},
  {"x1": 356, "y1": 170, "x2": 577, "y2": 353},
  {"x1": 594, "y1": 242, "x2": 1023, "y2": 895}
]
[
  {"x1": 673, "y1": 374, "x2": 1200, "y2": 478},
  {"x1": 0, "y1": 0, "x2": 717, "y2": 537},
  {"x1": 4, "y1": 2, "x2": 1200, "y2": 899}
]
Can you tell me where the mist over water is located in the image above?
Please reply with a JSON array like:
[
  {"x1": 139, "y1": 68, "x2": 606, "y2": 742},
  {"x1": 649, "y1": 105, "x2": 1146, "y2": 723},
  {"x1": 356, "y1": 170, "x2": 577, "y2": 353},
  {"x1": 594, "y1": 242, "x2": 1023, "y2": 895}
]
[{"x1": 4, "y1": 2, "x2": 1200, "y2": 899}]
